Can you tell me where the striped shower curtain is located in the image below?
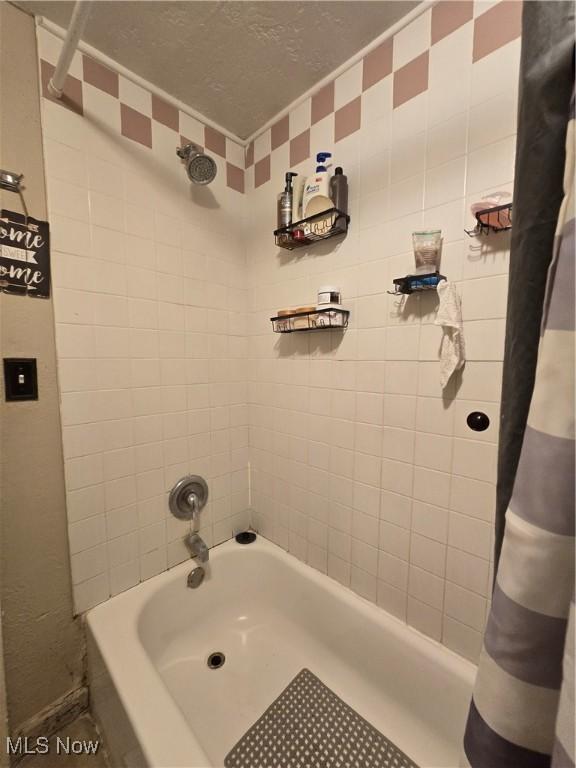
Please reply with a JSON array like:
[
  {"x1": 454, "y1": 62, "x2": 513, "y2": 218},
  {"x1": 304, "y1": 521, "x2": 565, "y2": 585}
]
[{"x1": 463, "y1": 90, "x2": 575, "y2": 767}]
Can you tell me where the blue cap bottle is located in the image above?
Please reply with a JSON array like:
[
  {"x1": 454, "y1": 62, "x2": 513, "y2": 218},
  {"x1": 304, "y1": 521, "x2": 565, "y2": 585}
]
[{"x1": 315, "y1": 152, "x2": 332, "y2": 172}]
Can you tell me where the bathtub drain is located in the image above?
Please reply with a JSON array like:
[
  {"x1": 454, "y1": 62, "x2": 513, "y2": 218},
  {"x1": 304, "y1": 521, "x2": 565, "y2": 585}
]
[{"x1": 207, "y1": 652, "x2": 226, "y2": 669}]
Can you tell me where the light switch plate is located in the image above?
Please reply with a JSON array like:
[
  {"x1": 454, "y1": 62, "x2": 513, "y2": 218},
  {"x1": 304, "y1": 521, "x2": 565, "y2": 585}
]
[{"x1": 3, "y1": 358, "x2": 38, "y2": 401}]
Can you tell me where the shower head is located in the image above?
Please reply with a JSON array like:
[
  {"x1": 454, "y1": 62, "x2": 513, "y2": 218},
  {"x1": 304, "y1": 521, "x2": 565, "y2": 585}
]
[{"x1": 176, "y1": 143, "x2": 217, "y2": 185}]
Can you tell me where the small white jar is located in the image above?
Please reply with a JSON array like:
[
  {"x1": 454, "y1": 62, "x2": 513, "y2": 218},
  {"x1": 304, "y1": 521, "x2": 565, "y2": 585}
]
[{"x1": 317, "y1": 286, "x2": 341, "y2": 306}]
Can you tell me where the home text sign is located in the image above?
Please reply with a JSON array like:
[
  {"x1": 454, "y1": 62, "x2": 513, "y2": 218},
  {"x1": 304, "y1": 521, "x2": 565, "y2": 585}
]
[{"x1": 0, "y1": 210, "x2": 50, "y2": 298}]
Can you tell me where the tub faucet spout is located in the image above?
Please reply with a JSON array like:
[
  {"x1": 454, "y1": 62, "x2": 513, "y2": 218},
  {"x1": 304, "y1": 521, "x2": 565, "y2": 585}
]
[{"x1": 186, "y1": 533, "x2": 209, "y2": 563}]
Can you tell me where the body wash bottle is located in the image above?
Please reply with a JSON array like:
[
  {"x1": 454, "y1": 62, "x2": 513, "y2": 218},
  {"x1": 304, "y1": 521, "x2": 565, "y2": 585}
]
[{"x1": 303, "y1": 153, "x2": 333, "y2": 217}]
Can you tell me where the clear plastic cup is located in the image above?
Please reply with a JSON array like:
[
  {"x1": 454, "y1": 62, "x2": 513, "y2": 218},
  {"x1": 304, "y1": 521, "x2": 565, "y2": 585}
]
[{"x1": 412, "y1": 230, "x2": 442, "y2": 274}]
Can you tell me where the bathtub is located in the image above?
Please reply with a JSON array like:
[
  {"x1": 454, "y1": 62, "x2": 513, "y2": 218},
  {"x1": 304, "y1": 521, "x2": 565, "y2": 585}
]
[{"x1": 87, "y1": 536, "x2": 475, "y2": 768}]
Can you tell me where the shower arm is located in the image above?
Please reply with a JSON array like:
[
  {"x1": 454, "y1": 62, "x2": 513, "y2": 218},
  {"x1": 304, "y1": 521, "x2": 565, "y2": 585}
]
[{"x1": 47, "y1": 0, "x2": 92, "y2": 98}]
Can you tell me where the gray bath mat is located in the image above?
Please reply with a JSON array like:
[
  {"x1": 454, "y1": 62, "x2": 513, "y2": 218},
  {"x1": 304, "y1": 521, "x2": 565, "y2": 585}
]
[{"x1": 224, "y1": 668, "x2": 418, "y2": 768}]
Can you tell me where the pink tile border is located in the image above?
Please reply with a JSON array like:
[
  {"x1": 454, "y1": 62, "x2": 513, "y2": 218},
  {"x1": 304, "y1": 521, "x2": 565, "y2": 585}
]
[
  {"x1": 204, "y1": 125, "x2": 227, "y2": 158},
  {"x1": 363, "y1": 38, "x2": 393, "y2": 91},
  {"x1": 271, "y1": 115, "x2": 289, "y2": 150},
  {"x1": 393, "y1": 51, "x2": 429, "y2": 109},
  {"x1": 152, "y1": 93, "x2": 179, "y2": 131},
  {"x1": 82, "y1": 55, "x2": 118, "y2": 98},
  {"x1": 334, "y1": 97, "x2": 361, "y2": 143},
  {"x1": 311, "y1": 81, "x2": 335, "y2": 125},
  {"x1": 254, "y1": 155, "x2": 271, "y2": 188},
  {"x1": 40, "y1": 59, "x2": 83, "y2": 116},
  {"x1": 226, "y1": 162, "x2": 245, "y2": 193},
  {"x1": 121, "y1": 103, "x2": 152, "y2": 148},
  {"x1": 473, "y1": 0, "x2": 522, "y2": 62},
  {"x1": 290, "y1": 129, "x2": 310, "y2": 167},
  {"x1": 40, "y1": 2, "x2": 524, "y2": 189},
  {"x1": 431, "y1": 1, "x2": 474, "y2": 45}
]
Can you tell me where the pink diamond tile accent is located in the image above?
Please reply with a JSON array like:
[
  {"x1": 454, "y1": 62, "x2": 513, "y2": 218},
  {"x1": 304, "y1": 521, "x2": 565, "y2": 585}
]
[
  {"x1": 121, "y1": 103, "x2": 152, "y2": 148},
  {"x1": 254, "y1": 155, "x2": 271, "y2": 188},
  {"x1": 334, "y1": 96, "x2": 361, "y2": 143},
  {"x1": 152, "y1": 94, "x2": 179, "y2": 131},
  {"x1": 473, "y1": 1, "x2": 522, "y2": 62},
  {"x1": 362, "y1": 38, "x2": 393, "y2": 91},
  {"x1": 271, "y1": 115, "x2": 290, "y2": 150},
  {"x1": 246, "y1": 141, "x2": 254, "y2": 169},
  {"x1": 82, "y1": 55, "x2": 118, "y2": 98},
  {"x1": 311, "y1": 82, "x2": 335, "y2": 125},
  {"x1": 431, "y1": 1, "x2": 474, "y2": 45},
  {"x1": 290, "y1": 129, "x2": 310, "y2": 167},
  {"x1": 41, "y1": 59, "x2": 83, "y2": 115},
  {"x1": 227, "y1": 162, "x2": 245, "y2": 194},
  {"x1": 393, "y1": 51, "x2": 429, "y2": 109},
  {"x1": 204, "y1": 125, "x2": 226, "y2": 158}
]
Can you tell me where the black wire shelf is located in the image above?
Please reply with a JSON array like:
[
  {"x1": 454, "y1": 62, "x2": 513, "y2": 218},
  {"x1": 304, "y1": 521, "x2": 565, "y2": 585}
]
[
  {"x1": 465, "y1": 202, "x2": 512, "y2": 237},
  {"x1": 271, "y1": 307, "x2": 349, "y2": 333},
  {"x1": 388, "y1": 272, "x2": 445, "y2": 295},
  {"x1": 274, "y1": 208, "x2": 349, "y2": 250}
]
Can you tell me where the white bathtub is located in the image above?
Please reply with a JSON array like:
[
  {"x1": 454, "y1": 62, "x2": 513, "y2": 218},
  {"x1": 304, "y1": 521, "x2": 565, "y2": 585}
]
[{"x1": 87, "y1": 536, "x2": 475, "y2": 768}]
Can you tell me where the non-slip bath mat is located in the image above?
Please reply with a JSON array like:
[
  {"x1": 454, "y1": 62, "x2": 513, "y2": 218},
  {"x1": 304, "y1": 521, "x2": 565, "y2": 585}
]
[{"x1": 224, "y1": 668, "x2": 419, "y2": 768}]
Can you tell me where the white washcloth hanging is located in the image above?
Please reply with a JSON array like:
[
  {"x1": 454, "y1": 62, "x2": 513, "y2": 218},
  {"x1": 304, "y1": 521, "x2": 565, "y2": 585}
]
[{"x1": 434, "y1": 279, "x2": 465, "y2": 388}]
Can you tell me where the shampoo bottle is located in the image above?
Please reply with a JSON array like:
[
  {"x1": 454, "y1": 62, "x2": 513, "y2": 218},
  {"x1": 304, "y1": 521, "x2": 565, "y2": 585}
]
[{"x1": 303, "y1": 153, "x2": 333, "y2": 217}]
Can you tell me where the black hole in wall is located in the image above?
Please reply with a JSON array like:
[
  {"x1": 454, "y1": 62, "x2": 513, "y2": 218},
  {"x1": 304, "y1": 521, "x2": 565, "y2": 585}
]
[{"x1": 467, "y1": 411, "x2": 490, "y2": 432}]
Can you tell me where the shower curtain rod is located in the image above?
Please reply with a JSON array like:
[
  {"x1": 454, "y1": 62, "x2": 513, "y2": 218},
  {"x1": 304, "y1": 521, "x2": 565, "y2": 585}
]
[{"x1": 47, "y1": 0, "x2": 91, "y2": 98}]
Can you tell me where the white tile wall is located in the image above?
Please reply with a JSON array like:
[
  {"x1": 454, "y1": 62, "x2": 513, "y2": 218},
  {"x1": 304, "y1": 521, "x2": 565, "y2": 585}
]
[
  {"x1": 247, "y1": 13, "x2": 519, "y2": 664},
  {"x1": 38, "y1": 30, "x2": 249, "y2": 614},
  {"x1": 38, "y1": 10, "x2": 519, "y2": 662}
]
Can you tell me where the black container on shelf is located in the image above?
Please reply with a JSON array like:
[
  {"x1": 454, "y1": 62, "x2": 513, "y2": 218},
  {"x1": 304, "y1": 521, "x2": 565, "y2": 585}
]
[
  {"x1": 270, "y1": 307, "x2": 349, "y2": 333},
  {"x1": 274, "y1": 207, "x2": 349, "y2": 251},
  {"x1": 389, "y1": 272, "x2": 446, "y2": 295},
  {"x1": 330, "y1": 168, "x2": 348, "y2": 217},
  {"x1": 465, "y1": 202, "x2": 512, "y2": 237}
]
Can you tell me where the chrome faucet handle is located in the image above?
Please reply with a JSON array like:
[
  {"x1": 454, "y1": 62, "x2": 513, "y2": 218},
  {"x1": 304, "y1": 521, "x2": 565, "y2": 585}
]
[{"x1": 169, "y1": 475, "x2": 208, "y2": 521}]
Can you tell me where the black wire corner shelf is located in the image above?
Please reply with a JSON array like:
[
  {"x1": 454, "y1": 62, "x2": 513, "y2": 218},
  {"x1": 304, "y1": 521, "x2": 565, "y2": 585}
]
[
  {"x1": 274, "y1": 207, "x2": 350, "y2": 250},
  {"x1": 388, "y1": 272, "x2": 445, "y2": 296},
  {"x1": 271, "y1": 307, "x2": 349, "y2": 333},
  {"x1": 465, "y1": 202, "x2": 512, "y2": 237}
]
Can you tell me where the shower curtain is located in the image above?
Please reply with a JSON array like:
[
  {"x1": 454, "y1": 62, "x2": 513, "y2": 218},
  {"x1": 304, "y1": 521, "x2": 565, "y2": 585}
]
[
  {"x1": 493, "y1": 0, "x2": 575, "y2": 572},
  {"x1": 463, "y1": 4, "x2": 575, "y2": 768}
]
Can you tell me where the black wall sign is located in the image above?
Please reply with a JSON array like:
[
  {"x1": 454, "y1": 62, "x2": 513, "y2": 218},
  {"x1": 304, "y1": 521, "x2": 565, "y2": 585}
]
[{"x1": 0, "y1": 209, "x2": 50, "y2": 298}]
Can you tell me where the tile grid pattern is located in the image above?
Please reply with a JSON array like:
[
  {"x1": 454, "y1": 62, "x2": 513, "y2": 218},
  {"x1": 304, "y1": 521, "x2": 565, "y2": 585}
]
[
  {"x1": 246, "y1": 0, "x2": 522, "y2": 663},
  {"x1": 37, "y1": 27, "x2": 250, "y2": 613},
  {"x1": 36, "y1": 2, "x2": 523, "y2": 661}
]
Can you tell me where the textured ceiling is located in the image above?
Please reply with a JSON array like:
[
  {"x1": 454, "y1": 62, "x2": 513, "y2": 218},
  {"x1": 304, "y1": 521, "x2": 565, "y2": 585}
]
[{"x1": 14, "y1": 1, "x2": 419, "y2": 139}]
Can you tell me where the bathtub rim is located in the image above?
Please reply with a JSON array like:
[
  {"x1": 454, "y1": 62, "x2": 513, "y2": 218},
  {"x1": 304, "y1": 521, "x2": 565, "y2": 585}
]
[{"x1": 87, "y1": 535, "x2": 476, "y2": 767}]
